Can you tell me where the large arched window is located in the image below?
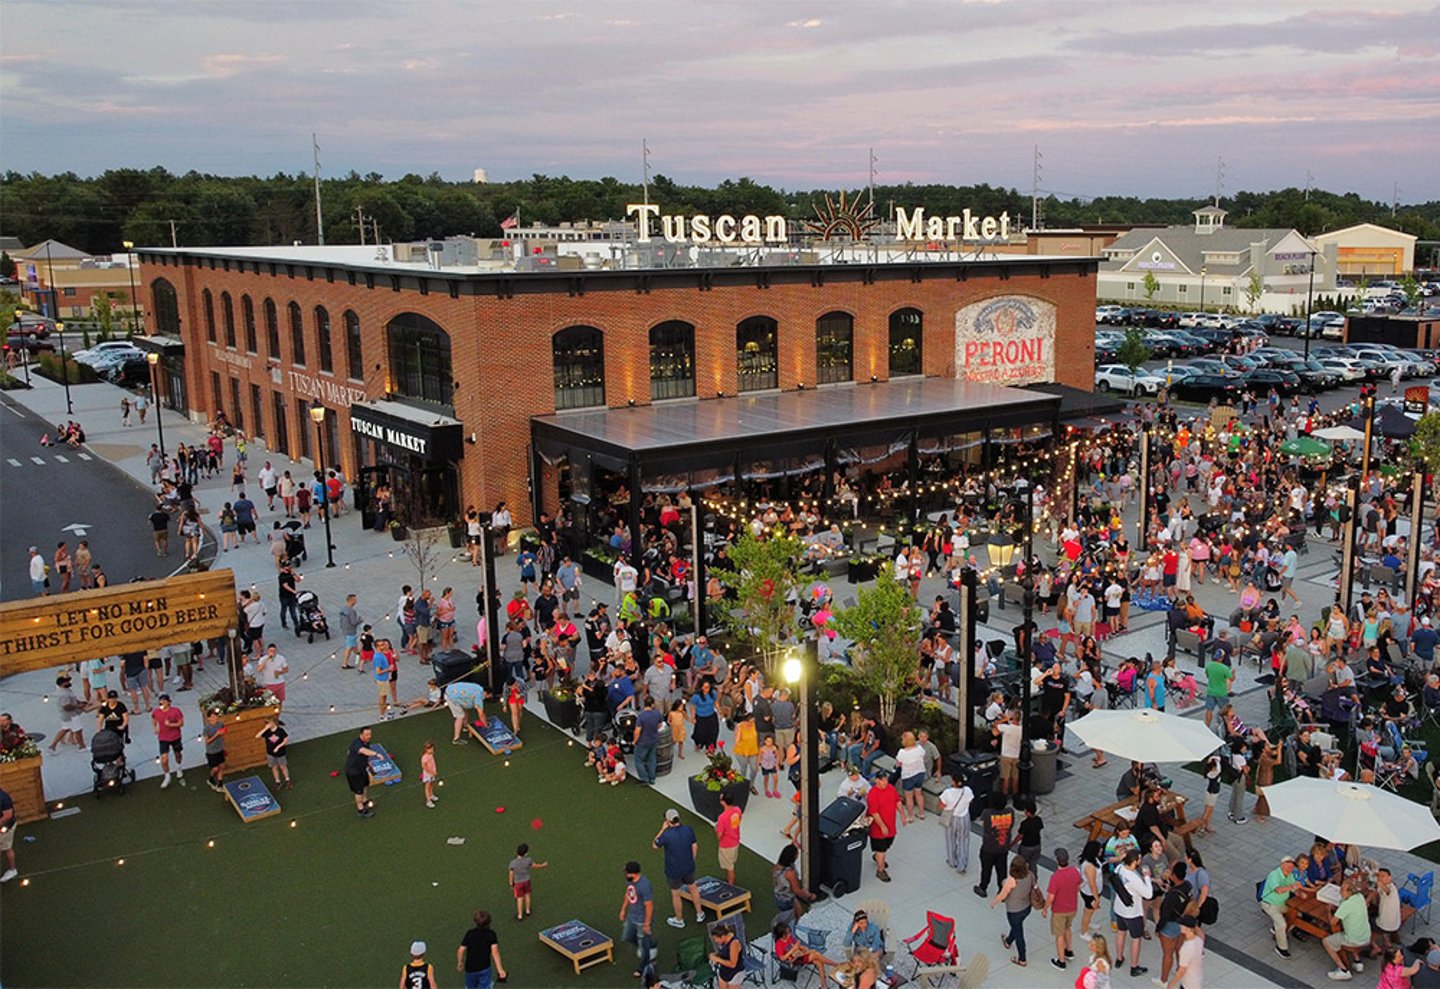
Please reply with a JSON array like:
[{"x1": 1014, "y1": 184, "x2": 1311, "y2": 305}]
[
  {"x1": 202, "y1": 289, "x2": 216, "y2": 342},
  {"x1": 263, "y1": 298, "x2": 280, "y2": 358},
  {"x1": 150, "y1": 278, "x2": 180, "y2": 336},
  {"x1": 343, "y1": 310, "x2": 363, "y2": 381},
  {"x1": 649, "y1": 320, "x2": 695, "y2": 400},
  {"x1": 241, "y1": 294, "x2": 257, "y2": 353},
  {"x1": 386, "y1": 312, "x2": 453, "y2": 406},
  {"x1": 889, "y1": 307, "x2": 923, "y2": 377},
  {"x1": 315, "y1": 305, "x2": 334, "y2": 373},
  {"x1": 736, "y1": 315, "x2": 778, "y2": 392},
  {"x1": 221, "y1": 291, "x2": 236, "y2": 348},
  {"x1": 815, "y1": 311, "x2": 853, "y2": 385},
  {"x1": 553, "y1": 325, "x2": 605, "y2": 410},
  {"x1": 288, "y1": 301, "x2": 306, "y2": 365}
]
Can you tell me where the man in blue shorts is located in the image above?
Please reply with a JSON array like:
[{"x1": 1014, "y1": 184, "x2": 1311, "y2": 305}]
[
  {"x1": 445, "y1": 680, "x2": 488, "y2": 745},
  {"x1": 652, "y1": 808, "x2": 706, "y2": 929}
]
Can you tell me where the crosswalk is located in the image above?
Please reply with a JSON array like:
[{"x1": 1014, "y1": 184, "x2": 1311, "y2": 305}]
[{"x1": 6, "y1": 452, "x2": 92, "y2": 467}]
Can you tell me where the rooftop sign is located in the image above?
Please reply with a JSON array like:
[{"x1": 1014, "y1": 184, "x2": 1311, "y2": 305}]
[{"x1": 626, "y1": 202, "x2": 1015, "y2": 246}]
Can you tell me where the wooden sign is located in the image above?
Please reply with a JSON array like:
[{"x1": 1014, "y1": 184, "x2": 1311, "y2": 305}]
[
  {"x1": 1209, "y1": 406, "x2": 1237, "y2": 432},
  {"x1": 367, "y1": 743, "x2": 403, "y2": 785},
  {"x1": 224, "y1": 776, "x2": 281, "y2": 823},
  {"x1": 0, "y1": 570, "x2": 236, "y2": 677},
  {"x1": 469, "y1": 719, "x2": 522, "y2": 754}
]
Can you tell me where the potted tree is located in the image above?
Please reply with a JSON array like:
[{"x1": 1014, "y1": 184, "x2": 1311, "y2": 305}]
[
  {"x1": 687, "y1": 743, "x2": 750, "y2": 820},
  {"x1": 540, "y1": 676, "x2": 580, "y2": 731}
]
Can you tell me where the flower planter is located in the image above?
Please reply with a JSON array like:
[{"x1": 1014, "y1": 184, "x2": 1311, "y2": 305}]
[
  {"x1": 390, "y1": 526, "x2": 409, "y2": 542},
  {"x1": 198, "y1": 704, "x2": 281, "y2": 772},
  {"x1": 581, "y1": 552, "x2": 616, "y2": 583},
  {"x1": 0, "y1": 755, "x2": 47, "y2": 823},
  {"x1": 687, "y1": 775, "x2": 750, "y2": 821},
  {"x1": 540, "y1": 690, "x2": 579, "y2": 731},
  {"x1": 847, "y1": 559, "x2": 879, "y2": 584},
  {"x1": 447, "y1": 523, "x2": 466, "y2": 549}
]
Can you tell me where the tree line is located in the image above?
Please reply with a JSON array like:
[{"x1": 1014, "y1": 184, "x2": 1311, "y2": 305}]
[{"x1": 2, "y1": 167, "x2": 1436, "y2": 260}]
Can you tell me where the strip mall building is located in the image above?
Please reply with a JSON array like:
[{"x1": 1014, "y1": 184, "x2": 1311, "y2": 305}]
[{"x1": 135, "y1": 227, "x2": 1101, "y2": 542}]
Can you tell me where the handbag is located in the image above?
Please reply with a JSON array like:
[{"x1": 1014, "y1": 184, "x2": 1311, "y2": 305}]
[{"x1": 1029, "y1": 883, "x2": 1047, "y2": 912}]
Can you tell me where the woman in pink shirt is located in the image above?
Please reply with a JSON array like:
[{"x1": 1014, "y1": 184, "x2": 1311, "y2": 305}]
[{"x1": 435, "y1": 588, "x2": 457, "y2": 650}]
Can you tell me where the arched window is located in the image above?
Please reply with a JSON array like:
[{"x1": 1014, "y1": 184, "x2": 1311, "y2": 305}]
[
  {"x1": 150, "y1": 278, "x2": 180, "y2": 336},
  {"x1": 263, "y1": 298, "x2": 280, "y2": 358},
  {"x1": 553, "y1": 325, "x2": 605, "y2": 410},
  {"x1": 889, "y1": 307, "x2": 923, "y2": 377},
  {"x1": 343, "y1": 310, "x2": 363, "y2": 381},
  {"x1": 288, "y1": 302, "x2": 306, "y2": 365},
  {"x1": 649, "y1": 320, "x2": 695, "y2": 400},
  {"x1": 315, "y1": 305, "x2": 334, "y2": 373},
  {"x1": 736, "y1": 315, "x2": 778, "y2": 392},
  {"x1": 386, "y1": 312, "x2": 453, "y2": 406},
  {"x1": 241, "y1": 295, "x2": 257, "y2": 353},
  {"x1": 221, "y1": 292, "x2": 236, "y2": 348},
  {"x1": 202, "y1": 289, "x2": 215, "y2": 342},
  {"x1": 815, "y1": 311, "x2": 853, "y2": 384}
]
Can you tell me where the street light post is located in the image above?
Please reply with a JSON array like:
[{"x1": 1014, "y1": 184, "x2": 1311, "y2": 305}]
[
  {"x1": 1016, "y1": 480, "x2": 1036, "y2": 795},
  {"x1": 145, "y1": 352, "x2": 166, "y2": 455},
  {"x1": 1199, "y1": 266, "x2": 1208, "y2": 314},
  {"x1": 122, "y1": 240, "x2": 140, "y2": 337},
  {"x1": 309, "y1": 403, "x2": 337, "y2": 568},
  {"x1": 1304, "y1": 250, "x2": 1318, "y2": 361},
  {"x1": 784, "y1": 640, "x2": 823, "y2": 896},
  {"x1": 56, "y1": 321, "x2": 73, "y2": 414}
]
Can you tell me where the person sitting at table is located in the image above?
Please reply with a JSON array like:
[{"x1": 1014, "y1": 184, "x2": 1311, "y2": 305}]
[
  {"x1": 1259, "y1": 855, "x2": 1306, "y2": 959},
  {"x1": 1385, "y1": 746, "x2": 1421, "y2": 784},
  {"x1": 1228, "y1": 581, "x2": 1264, "y2": 628},
  {"x1": 1135, "y1": 785, "x2": 1188, "y2": 862},
  {"x1": 1307, "y1": 839, "x2": 1340, "y2": 885},
  {"x1": 1366, "y1": 647, "x2": 1402, "y2": 689},
  {"x1": 1115, "y1": 761, "x2": 1157, "y2": 802},
  {"x1": 1323, "y1": 878, "x2": 1373, "y2": 981},
  {"x1": 773, "y1": 920, "x2": 843, "y2": 986},
  {"x1": 841, "y1": 909, "x2": 886, "y2": 960},
  {"x1": 1327, "y1": 654, "x2": 1358, "y2": 690}
]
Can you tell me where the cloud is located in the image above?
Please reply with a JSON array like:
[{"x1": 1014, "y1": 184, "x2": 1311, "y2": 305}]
[
  {"x1": 200, "y1": 53, "x2": 285, "y2": 77},
  {"x1": 786, "y1": 19, "x2": 823, "y2": 29}
]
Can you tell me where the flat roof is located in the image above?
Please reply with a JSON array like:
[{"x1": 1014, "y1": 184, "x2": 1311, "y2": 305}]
[{"x1": 532, "y1": 377, "x2": 1061, "y2": 473}]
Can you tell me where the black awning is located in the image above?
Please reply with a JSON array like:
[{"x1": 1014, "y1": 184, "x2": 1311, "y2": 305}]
[
  {"x1": 350, "y1": 400, "x2": 464, "y2": 463},
  {"x1": 131, "y1": 335, "x2": 185, "y2": 356},
  {"x1": 1022, "y1": 382, "x2": 1126, "y2": 423},
  {"x1": 532, "y1": 378, "x2": 1060, "y2": 475}
]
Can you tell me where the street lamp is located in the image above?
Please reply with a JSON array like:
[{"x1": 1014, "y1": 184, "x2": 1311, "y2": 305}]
[
  {"x1": 145, "y1": 352, "x2": 166, "y2": 455},
  {"x1": 56, "y1": 321, "x2": 73, "y2": 414},
  {"x1": 122, "y1": 241, "x2": 140, "y2": 337},
  {"x1": 1199, "y1": 266, "x2": 1208, "y2": 314},
  {"x1": 783, "y1": 641, "x2": 822, "y2": 897},
  {"x1": 309, "y1": 402, "x2": 337, "y2": 568},
  {"x1": 1304, "y1": 249, "x2": 1318, "y2": 361}
]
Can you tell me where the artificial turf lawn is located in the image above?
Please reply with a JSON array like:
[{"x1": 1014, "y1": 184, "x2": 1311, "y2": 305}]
[{"x1": 0, "y1": 709, "x2": 774, "y2": 988}]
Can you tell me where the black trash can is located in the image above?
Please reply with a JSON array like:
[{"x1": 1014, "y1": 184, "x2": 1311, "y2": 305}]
[
  {"x1": 432, "y1": 649, "x2": 485, "y2": 688},
  {"x1": 817, "y1": 796, "x2": 870, "y2": 897},
  {"x1": 944, "y1": 751, "x2": 999, "y2": 802}
]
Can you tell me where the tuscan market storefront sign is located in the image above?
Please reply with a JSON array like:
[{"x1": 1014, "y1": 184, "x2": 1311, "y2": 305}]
[
  {"x1": 955, "y1": 296, "x2": 1056, "y2": 386},
  {"x1": 286, "y1": 369, "x2": 367, "y2": 406},
  {"x1": 349, "y1": 401, "x2": 464, "y2": 463},
  {"x1": 626, "y1": 202, "x2": 1014, "y2": 245},
  {"x1": 0, "y1": 570, "x2": 236, "y2": 677}
]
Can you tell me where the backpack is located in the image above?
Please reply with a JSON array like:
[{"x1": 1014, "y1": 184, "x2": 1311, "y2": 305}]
[
  {"x1": 1198, "y1": 896, "x2": 1220, "y2": 925},
  {"x1": 1110, "y1": 870, "x2": 1134, "y2": 908}
]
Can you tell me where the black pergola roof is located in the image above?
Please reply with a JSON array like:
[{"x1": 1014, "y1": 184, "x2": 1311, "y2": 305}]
[
  {"x1": 532, "y1": 378, "x2": 1063, "y2": 474},
  {"x1": 1022, "y1": 382, "x2": 1126, "y2": 423}
]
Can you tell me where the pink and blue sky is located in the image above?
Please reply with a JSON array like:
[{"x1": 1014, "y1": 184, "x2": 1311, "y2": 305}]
[{"x1": 2, "y1": 0, "x2": 1436, "y2": 202}]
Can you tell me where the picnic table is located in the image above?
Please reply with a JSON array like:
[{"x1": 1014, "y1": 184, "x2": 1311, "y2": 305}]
[
  {"x1": 1072, "y1": 789, "x2": 1188, "y2": 843},
  {"x1": 1284, "y1": 879, "x2": 1413, "y2": 943}
]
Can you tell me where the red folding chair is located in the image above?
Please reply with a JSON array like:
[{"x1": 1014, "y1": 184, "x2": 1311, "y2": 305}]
[{"x1": 902, "y1": 910, "x2": 958, "y2": 971}]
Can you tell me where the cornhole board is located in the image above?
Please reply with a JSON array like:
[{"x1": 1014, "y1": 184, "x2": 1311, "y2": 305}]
[
  {"x1": 224, "y1": 776, "x2": 281, "y2": 823},
  {"x1": 467, "y1": 718, "x2": 523, "y2": 754},
  {"x1": 367, "y1": 743, "x2": 403, "y2": 785},
  {"x1": 695, "y1": 875, "x2": 751, "y2": 919},
  {"x1": 538, "y1": 919, "x2": 613, "y2": 975}
]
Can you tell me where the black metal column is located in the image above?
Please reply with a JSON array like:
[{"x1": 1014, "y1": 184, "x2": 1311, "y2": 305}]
[
  {"x1": 956, "y1": 567, "x2": 978, "y2": 755},
  {"x1": 1137, "y1": 429, "x2": 1151, "y2": 551},
  {"x1": 627, "y1": 458, "x2": 644, "y2": 569},
  {"x1": 689, "y1": 495, "x2": 707, "y2": 637},
  {"x1": 1408, "y1": 470, "x2": 1426, "y2": 603},
  {"x1": 1017, "y1": 482, "x2": 1036, "y2": 795},
  {"x1": 477, "y1": 521, "x2": 503, "y2": 695},
  {"x1": 799, "y1": 638, "x2": 822, "y2": 895}
]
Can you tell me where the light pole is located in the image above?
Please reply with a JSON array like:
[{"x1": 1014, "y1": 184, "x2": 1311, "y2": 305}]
[
  {"x1": 146, "y1": 352, "x2": 166, "y2": 455},
  {"x1": 122, "y1": 240, "x2": 140, "y2": 337},
  {"x1": 56, "y1": 321, "x2": 73, "y2": 414},
  {"x1": 309, "y1": 402, "x2": 337, "y2": 568},
  {"x1": 783, "y1": 641, "x2": 822, "y2": 896},
  {"x1": 1199, "y1": 266, "x2": 1208, "y2": 314},
  {"x1": 1017, "y1": 480, "x2": 1036, "y2": 795},
  {"x1": 1304, "y1": 249, "x2": 1318, "y2": 360}
]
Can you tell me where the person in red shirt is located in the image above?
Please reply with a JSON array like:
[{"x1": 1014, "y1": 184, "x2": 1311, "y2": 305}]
[
  {"x1": 715, "y1": 792, "x2": 743, "y2": 885},
  {"x1": 1044, "y1": 847, "x2": 1084, "y2": 970},
  {"x1": 865, "y1": 774, "x2": 901, "y2": 882},
  {"x1": 1161, "y1": 548, "x2": 1179, "y2": 600},
  {"x1": 151, "y1": 694, "x2": 186, "y2": 788}
]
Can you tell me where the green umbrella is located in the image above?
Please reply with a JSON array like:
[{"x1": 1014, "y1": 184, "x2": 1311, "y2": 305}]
[
  {"x1": 1380, "y1": 463, "x2": 1402, "y2": 477},
  {"x1": 1279, "y1": 436, "x2": 1333, "y2": 458}
]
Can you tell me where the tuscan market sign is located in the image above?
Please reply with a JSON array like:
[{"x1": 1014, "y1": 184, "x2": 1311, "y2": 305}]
[
  {"x1": 626, "y1": 201, "x2": 1014, "y2": 245},
  {"x1": 955, "y1": 296, "x2": 1056, "y2": 386},
  {"x1": 0, "y1": 570, "x2": 236, "y2": 677}
]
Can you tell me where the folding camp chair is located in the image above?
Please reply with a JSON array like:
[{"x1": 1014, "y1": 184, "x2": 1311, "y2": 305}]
[
  {"x1": 1402, "y1": 871, "x2": 1435, "y2": 929},
  {"x1": 709, "y1": 916, "x2": 767, "y2": 987},
  {"x1": 673, "y1": 936, "x2": 713, "y2": 989},
  {"x1": 903, "y1": 912, "x2": 959, "y2": 973},
  {"x1": 770, "y1": 926, "x2": 830, "y2": 989}
]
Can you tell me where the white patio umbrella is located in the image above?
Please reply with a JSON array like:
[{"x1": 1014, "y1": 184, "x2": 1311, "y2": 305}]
[
  {"x1": 1313, "y1": 424, "x2": 1367, "y2": 442},
  {"x1": 1261, "y1": 777, "x2": 1440, "y2": 850},
  {"x1": 1067, "y1": 709, "x2": 1224, "y2": 764}
]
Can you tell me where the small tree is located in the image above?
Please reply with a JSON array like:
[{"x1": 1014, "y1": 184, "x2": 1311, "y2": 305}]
[
  {"x1": 91, "y1": 293, "x2": 115, "y2": 341},
  {"x1": 1117, "y1": 327, "x2": 1151, "y2": 371},
  {"x1": 829, "y1": 573, "x2": 921, "y2": 726},
  {"x1": 1245, "y1": 270, "x2": 1264, "y2": 313},
  {"x1": 401, "y1": 528, "x2": 444, "y2": 593},
  {"x1": 1401, "y1": 274, "x2": 1422, "y2": 312},
  {"x1": 714, "y1": 529, "x2": 803, "y2": 675},
  {"x1": 1142, "y1": 271, "x2": 1159, "y2": 303}
]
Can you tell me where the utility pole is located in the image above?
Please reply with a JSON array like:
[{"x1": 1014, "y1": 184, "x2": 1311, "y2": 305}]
[
  {"x1": 370, "y1": 217, "x2": 381, "y2": 245},
  {"x1": 167, "y1": 220, "x2": 179, "y2": 248},
  {"x1": 1304, "y1": 170, "x2": 1314, "y2": 201},
  {"x1": 868, "y1": 147, "x2": 878, "y2": 212},
  {"x1": 641, "y1": 138, "x2": 651, "y2": 210},
  {"x1": 313, "y1": 133, "x2": 325, "y2": 245},
  {"x1": 1213, "y1": 155, "x2": 1226, "y2": 206},
  {"x1": 353, "y1": 206, "x2": 368, "y2": 246},
  {"x1": 1393, "y1": 183, "x2": 1400, "y2": 217},
  {"x1": 1031, "y1": 144, "x2": 1044, "y2": 231}
]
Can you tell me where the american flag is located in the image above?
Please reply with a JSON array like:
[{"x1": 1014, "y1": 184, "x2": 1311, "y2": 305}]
[{"x1": 499, "y1": 213, "x2": 518, "y2": 230}]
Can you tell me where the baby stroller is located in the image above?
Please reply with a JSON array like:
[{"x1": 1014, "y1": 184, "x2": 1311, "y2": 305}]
[
  {"x1": 613, "y1": 710, "x2": 638, "y2": 755},
  {"x1": 91, "y1": 728, "x2": 136, "y2": 797},
  {"x1": 282, "y1": 520, "x2": 307, "y2": 564},
  {"x1": 295, "y1": 590, "x2": 330, "y2": 643}
]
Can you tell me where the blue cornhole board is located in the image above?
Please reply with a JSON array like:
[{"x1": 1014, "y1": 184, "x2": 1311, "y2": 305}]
[
  {"x1": 368, "y1": 742, "x2": 403, "y2": 785},
  {"x1": 468, "y1": 718, "x2": 523, "y2": 754},
  {"x1": 224, "y1": 776, "x2": 281, "y2": 823}
]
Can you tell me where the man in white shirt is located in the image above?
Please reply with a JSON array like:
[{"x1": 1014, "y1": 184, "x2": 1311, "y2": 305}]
[
  {"x1": 1114, "y1": 850, "x2": 1155, "y2": 978},
  {"x1": 837, "y1": 766, "x2": 871, "y2": 802},
  {"x1": 613, "y1": 560, "x2": 638, "y2": 608},
  {"x1": 1167, "y1": 918, "x2": 1204, "y2": 989},
  {"x1": 258, "y1": 462, "x2": 278, "y2": 510},
  {"x1": 997, "y1": 713, "x2": 1023, "y2": 796},
  {"x1": 894, "y1": 549, "x2": 911, "y2": 583}
]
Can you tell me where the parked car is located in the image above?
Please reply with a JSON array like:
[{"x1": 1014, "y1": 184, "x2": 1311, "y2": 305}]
[
  {"x1": 1293, "y1": 360, "x2": 1340, "y2": 391},
  {"x1": 1184, "y1": 358, "x2": 1235, "y2": 377},
  {"x1": 1254, "y1": 314, "x2": 1301, "y2": 336},
  {"x1": 103, "y1": 356, "x2": 151, "y2": 388},
  {"x1": 1096, "y1": 305, "x2": 1127, "y2": 325},
  {"x1": 1241, "y1": 368, "x2": 1302, "y2": 394},
  {"x1": 1170, "y1": 373, "x2": 1244, "y2": 403},
  {"x1": 1316, "y1": 357, "x2": 1367, "y2": 382},
  {"x1": 1145, "y1": 331, "x2": 1200, "y2": 358},
  {"x1": 1094, "y1": 364, "x2": 1166, "y2": 396},
  {"x1": 5, "y1": 329, "x2": 56, "y2": 355},
  {"x1": 74, "y1": 340, "x2": 145, "y2": 368},
  {"x1": 1218, "y1": 354, "x2": 1262, "y2": 373}
]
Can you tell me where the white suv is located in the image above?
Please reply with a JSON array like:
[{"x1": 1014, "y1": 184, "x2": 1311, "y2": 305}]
[{"x1": 1095, "y1": 364, "x2": 1164, "y2": 396}]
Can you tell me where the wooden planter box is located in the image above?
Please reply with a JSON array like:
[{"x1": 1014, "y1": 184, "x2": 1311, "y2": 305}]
[
  {"x1": 201, "y1": 705, "x2": 281, "y2": 772},
  {"x1": 0, "y1": 755, "x2": 47, "y2": 823},
  {"x1": 581, "y1": 553, "x2": 616, "y2": 583}
]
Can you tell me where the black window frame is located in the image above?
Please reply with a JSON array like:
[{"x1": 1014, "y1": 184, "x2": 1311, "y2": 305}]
[
  {"x1": 736, "y1": 315, "x2": 779, "y2": 393},
  {"x1": 385, "y1": 312, "x2": 453, "y2": 407},
  {"x1": 288, "y1": 301, "x2": 306, "y2": 366},
  {"x1": 815, "y1": 311, "x2": 854, "y2": 385},
  {"x1": 221, "y1": 291, "x2": 236, "y2": 348},
  {"x1": 202, "y1": 288, "x2": 216, "y2": 343},
  {"x1": 241, "y1": 294, "x2": 257, "y2": 353},
  {"x1": 888, "y1": 307, "x2": 924, "y2": 377},
  {"x1": 315, "y1": 305, "x2": 334, "y2": 374},
  {"x1": 264, "y1": 298, "x2": 280, "y2": 359},
  {"x1": 151, "y1": 278, "x2": 180, "y2": 336},
  {"x1": 552, "y1": 325, "x2": 606, "y2": 410},
  {"x1": 343, "y1": 309, "x2": 363, "y2": 382},
  {"x1": 649, "y1": 320, "x2": 696, "y2": 400}
]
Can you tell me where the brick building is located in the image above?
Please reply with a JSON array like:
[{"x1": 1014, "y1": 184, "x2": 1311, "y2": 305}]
[{"x1": 136, "y1": 244, "x2": 1099, "y2": 535}]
